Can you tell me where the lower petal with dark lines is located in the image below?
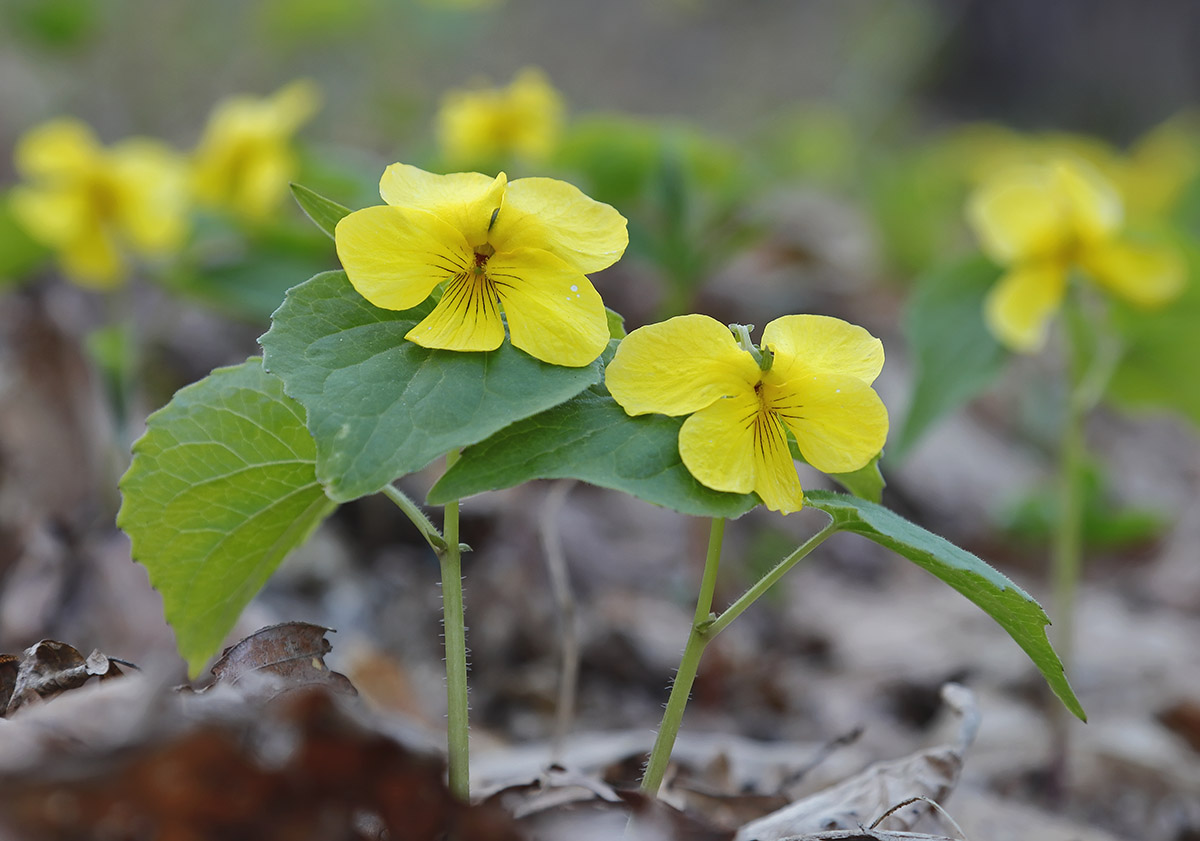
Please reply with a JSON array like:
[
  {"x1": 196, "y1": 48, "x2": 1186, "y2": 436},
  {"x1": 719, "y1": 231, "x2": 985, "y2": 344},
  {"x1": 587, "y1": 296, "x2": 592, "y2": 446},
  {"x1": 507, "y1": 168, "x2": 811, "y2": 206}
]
[{"x1": 406, "y1": 272, "x2": 506, "y2": 352}]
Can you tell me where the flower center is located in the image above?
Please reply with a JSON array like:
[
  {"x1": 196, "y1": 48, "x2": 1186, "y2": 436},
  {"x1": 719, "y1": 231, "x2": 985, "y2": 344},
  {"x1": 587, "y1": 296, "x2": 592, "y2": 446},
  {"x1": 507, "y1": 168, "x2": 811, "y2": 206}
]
[{"x1": 472, "y1": 243, "x2": 495, "y2": 276}]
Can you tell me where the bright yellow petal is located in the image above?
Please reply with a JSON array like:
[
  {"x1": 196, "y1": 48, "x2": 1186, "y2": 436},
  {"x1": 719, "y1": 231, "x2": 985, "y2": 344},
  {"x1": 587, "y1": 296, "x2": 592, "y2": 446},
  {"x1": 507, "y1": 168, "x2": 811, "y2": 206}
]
[
  {"x1": 768, "y1": 373, "x2": 888, "y2": 475},
  {"x1": 405, "y1": 272, "x2": 506, "y2": 353},
  {"x1": 487, "y1": 247, "x2": 607, "y2": 366},
  {"x1": 1080, "y1": 238, "x2": 1186, "y2": 307},
  {"x1": 750, "y1": 410, "x2": 807, "y2": 514},
  {"x1": 761, "y1": 315, "x2": 884, "y2": 385},
  {"x1": 1051, "y1": 158, "x2": 1122, "y2": 245},
  {"x1": 677, "y1": 392, "x2": 758, "y2": 495},
  {"x1": 984, "y1": 262, "x2": 1068, "y2": 352},
  {"x1": 967, "y1": 166, "x2": 1069, "y2": 262},
  {"x1": 605, "y1": 314, "x2": 759, "y2": 417},
  {"x1": 491, "y1": 177, "x2": 628, "y2": 273},
  {"x1": 378, "y1": 164, "x2": 504, "y2": 247},
  {"x1": 335, "y1": 205, "x2": 472, "y2": 311},
  {"x1": 14, "y1": 118, "x2": 99, "y2": 180}
]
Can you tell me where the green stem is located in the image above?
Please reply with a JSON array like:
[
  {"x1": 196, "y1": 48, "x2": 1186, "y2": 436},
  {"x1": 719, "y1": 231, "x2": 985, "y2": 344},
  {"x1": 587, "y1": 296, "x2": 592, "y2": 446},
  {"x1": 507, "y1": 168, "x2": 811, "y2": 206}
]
[
  {"x1": 641, "y1": 517, "x2": 725, "y2": 796},
  {"x1": 639, "y1": 518, "x2": 839, "y2": 796},
  {"x1": 381, "y1": 483, "x2": 449, "y2": 553},
  {"x1": 706, "y1": 520, "x2": 839, "y2": 638},
  {"x1": 439, "y1": 449, "x2": 470, "y2": 801}
]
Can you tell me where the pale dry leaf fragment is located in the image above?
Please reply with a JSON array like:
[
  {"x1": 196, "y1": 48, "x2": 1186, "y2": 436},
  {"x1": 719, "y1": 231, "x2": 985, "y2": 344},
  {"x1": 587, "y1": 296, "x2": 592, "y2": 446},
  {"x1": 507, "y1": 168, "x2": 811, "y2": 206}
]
[{"x1": 734, "y1": 684, "x2": 978, "y2": 841}]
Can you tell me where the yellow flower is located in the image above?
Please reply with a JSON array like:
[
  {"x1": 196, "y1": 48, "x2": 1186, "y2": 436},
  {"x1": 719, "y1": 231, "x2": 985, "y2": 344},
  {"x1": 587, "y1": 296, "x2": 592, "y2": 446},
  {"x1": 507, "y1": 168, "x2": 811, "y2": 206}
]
[
  {"x1": 967, "y1": 158, "x2": 1185, "y2": 352},
  {"x1": 606, "y1": 314, "x2": 888, "y2": 514},
  {"x1": 436, "y1": 68, "x2": 564, "y2": 166},
  {"x1": 191, "y1": 80, "x2": 320, "y2": 221},
  {"x1": 335, "y1": 163, "x2": 628, "y2": 367},
  {"x1": 10, "y1": 118, "x2": 187, "y2": 290}
]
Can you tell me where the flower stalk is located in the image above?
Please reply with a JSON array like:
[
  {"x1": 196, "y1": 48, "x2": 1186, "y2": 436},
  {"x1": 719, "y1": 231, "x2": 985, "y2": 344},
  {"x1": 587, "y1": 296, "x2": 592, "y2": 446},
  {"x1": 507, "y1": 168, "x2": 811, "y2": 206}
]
[
  {"x1": 640, "y1": 516, "x2": 839, "y2": 796},
  {"x1": 439, "y1": 449, "x2": 471, "y2": 801}
]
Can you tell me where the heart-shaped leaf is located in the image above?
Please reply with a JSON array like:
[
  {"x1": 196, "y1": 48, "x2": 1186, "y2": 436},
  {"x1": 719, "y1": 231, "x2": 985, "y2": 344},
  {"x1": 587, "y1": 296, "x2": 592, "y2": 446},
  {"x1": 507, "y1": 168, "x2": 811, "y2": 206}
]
[
  {"x1": 429, "y1": 382, "x2": 759, "y2": 518},
  {"x1": 259, "y1": 271, "x2": 602, "y2": 502},
  {"x1": 804, "y1": 490, "x2": 1085, "y2": 721},
  {"x1": 117, "y1": 358, "x2": 336, "y2": 676}
]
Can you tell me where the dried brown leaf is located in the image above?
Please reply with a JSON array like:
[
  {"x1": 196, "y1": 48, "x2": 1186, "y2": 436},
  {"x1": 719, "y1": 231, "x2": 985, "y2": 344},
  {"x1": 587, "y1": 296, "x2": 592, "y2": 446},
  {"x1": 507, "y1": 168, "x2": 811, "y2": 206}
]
[
  {"x1": 209, "y1": 622, "x2": 356, "y2": 701},
  {"x1": 734, "y1": 685, "x2": 978, "y2": 841},
  {"x1": 3, "y1": 640, "x2": 128, "y2": 717}
]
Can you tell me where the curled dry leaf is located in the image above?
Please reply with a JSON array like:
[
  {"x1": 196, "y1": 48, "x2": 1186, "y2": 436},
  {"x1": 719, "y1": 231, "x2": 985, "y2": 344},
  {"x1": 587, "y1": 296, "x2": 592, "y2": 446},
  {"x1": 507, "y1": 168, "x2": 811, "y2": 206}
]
[
  {"x1": 734, "y1": 684, "x2": 979, "y2": 841},
  {"x1": 208, "y1": 621, "x2": 356, "y2": 701},
  {"x1": 1, "y1": 640, "x2": 129, "y2": 717}
]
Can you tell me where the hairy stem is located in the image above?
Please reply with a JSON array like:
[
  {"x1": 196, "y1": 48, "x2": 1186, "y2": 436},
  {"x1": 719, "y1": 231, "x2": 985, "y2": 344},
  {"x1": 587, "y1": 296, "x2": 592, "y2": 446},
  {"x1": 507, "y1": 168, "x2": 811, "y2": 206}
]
[{"x1": 439, "y1": 450, "x2": 470, "y2": 801}]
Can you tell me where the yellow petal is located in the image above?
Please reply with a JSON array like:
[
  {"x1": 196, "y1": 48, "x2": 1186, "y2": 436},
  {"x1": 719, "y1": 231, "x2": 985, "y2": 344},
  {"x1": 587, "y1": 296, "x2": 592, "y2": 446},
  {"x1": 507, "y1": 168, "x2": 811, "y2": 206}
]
[
  {"x1": 761, "y1": 314, "x2": 884, "y2": 385},
  {"x1": 768, "y1": 373, "x2": 888, "y2": 475},
  {"x1": 1051, "y1": 158, "x2": 1122, "y2": 245},
  {"x1": 378, "y1": 164, "x2": 504, "y2": 247},
  {"x1": 60, "y1": 226, "x2": 124, "y2": 289},
  {"x1": 405, "y1": 272, "x2": 506, "y2": 353},
  {"x1": 677, "y1": 392, "x2": 758, "y2": 495},
  {"x1": 335, "y1": 205, "x2": 472, "y2": 311},
  {"x1": 265, "y1": 79, "x2": 321, "y2": 135},
  {"x1": 750, "y1": 410, "x2": 807, "y2": 514},
  {"x1": 606, "y1": 314, "x2": 759, "y2": 417},
  {"x1": 9, "y1": 184, "x2": 89, "y2": 247},
  {"x1": 984, "y1": 262, "x2": 1068, "y2": 352},
  {"x1": 110, "y1": 138, "x2": 188, "y2": 254},
  {"x1": 1080, "y1": 237, "x2": 1186, "y2": 308},
  {"x1": 491, "y1": 177, "x2": 628, "y2": 273},
  {"x1": 488, "y1": 247, "x2": 608, "y2": 366},
  {"x1": 14, "y1": 118, "x2": 99, "y2": 180},
  {"x1": 967, "y1": 166, "x2": 1069, "y2": 262}
]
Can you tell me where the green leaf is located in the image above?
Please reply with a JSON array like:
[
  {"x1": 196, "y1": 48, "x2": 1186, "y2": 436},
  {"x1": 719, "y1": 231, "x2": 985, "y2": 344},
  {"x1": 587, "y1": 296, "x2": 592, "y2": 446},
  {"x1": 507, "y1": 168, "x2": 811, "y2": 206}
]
[
  {"x1": 429, "y1": 381, "x2": 759, "y2": 518},
  {"x1": 804, "y1": 490, "x2": 1086, "y2": 721},
  {"x1": 895, "y1": 255, "x2": 1008, "y2": 458},
  {"x1": 290, "y1": 182, "x2": 351, "y2": 240},
  {"x1": 606, "y1": 306, "x2": 627, "y2": 340},
  {"x1": 1107, "y1": 241, "x2": 1200, "y2": 430},
  {"x1": 117, "y1": 358, "x2": 336, "y2": 676},
  {"x1": 259, "y1": 271, "x2": 602, "y2": 502}
]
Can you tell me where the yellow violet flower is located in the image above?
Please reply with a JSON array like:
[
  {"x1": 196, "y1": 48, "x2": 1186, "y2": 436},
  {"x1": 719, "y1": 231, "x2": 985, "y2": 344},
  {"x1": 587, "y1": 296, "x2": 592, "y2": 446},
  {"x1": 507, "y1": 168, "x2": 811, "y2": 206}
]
[
  {"x1": 967, "y1": 158, "x2": 1185, "y2": 352},
  {"x1": 436, "y1": 68, "x2": 564, "y2": 166},
  {"x1": 191, "y1": 80, "x2": 320, "y2": 221},
  {"x1": 10, "y1": 118, "x2": 187, "y2": 290},
  {"x1": 335, "y1": 163, "x2": 628, "y2": 367},
  {"x1": 606, "y1": 314, "x2": 889, "y2": 514}
]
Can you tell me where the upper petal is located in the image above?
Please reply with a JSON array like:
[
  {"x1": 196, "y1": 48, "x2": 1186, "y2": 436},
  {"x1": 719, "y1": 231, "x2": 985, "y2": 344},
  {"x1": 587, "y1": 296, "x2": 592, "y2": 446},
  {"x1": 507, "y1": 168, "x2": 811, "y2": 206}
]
[
  {"x1": 1052, "y1": 158, "x2": 1123, "y2": 245},
  {"x1": 761, "y1": 315, "x2": 884, "y2": 385},
  {"x1": 335, "y1": 204, "x2": 472, "y2": 311},
  {"x1": 606, "y1": 314, "x2": 760, "y2": 417},
  {"x1": 490, "y1": 177, "x2": 628, "y2": 273},
  {"x1": 15, "y1": 118, "x2": 99, "y2": 180},
  {"x1": 1079, "y1": 237, "x2": 1186, "y2": 308},
  {"x1": 677, "y1": 392, "x2": 758, "y2": 496},
  {"x1": 769, "y1": 373, "x2": 888, "y2": 475},
  {"x1": 378, "y1": 164, "x2": 505, "y2": 247},
  {"x1": 967, "y1": 165, "x2": 1071, "y2": 262},
  {"x1": 984, "y1": 262, "x2": 1068, "y2": 352},
  {"x1": 488, "y1": 247, "x2": 608, "y2": 367}
]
